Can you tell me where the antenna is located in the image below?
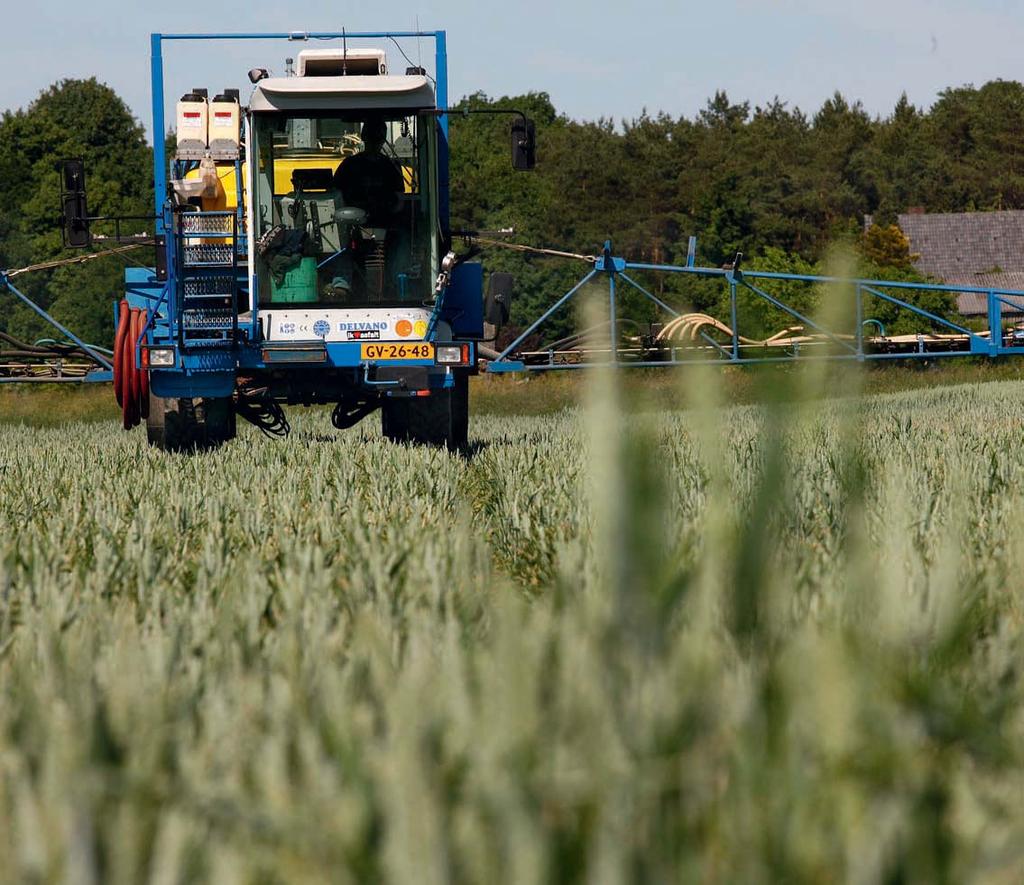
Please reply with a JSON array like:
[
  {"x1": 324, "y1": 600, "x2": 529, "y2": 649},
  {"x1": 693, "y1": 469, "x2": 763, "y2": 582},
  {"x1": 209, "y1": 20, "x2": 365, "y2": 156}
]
[
  {"x1": 342, "y1": 27, "x2": 348, "y2": 75},
  {"x1": 416, "y1": 16, "x2": 423, "y2": 71}
]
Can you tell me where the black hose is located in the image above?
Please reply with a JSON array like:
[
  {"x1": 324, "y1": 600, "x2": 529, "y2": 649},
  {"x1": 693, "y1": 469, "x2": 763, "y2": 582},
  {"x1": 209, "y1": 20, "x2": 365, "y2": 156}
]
[
  {"x1": 0, "y1": 350, "x2": 94, "y2": 360},
  {"x1": 235, "y1": 396, "x2": 291, "y2": 439},
  {"x1": 0, "y1": 331, "x2": 86, "y2": 357}
]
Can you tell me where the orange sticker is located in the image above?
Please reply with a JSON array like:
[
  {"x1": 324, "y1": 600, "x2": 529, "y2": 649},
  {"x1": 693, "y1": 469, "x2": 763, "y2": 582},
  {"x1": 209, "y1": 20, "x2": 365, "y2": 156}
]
[{"x1": 395, "y1": 319, "x2": 413, "y2": 337}]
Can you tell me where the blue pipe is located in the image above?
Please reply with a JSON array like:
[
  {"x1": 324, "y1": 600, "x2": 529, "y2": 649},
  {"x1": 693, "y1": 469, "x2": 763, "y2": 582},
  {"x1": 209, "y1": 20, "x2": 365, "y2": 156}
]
[
  {"x1": 158, "y1": 31, "x2": 439, "y2": 40},
  {"x1": 608, "y1": 274, "x2": 618, "y2": 364},
  {"x1": 699, "y1": 331, "x2": 734, "y2": 361},
  {"x1": 861, "y1": 318, "x2": 886, "y2": 338},
  {"x1": 492, "y1": 349, "x2": 989, "y2": 372},
  {"x1": 739, "y1": 278, "x2": 858, "y2": 354},
  {"x1": 623, "y1": 260, "x2": 1024, "y2": 297},
  {"x1": 618, "y1": 272, "x2": 682, "y2": 317},
  {"x1": 317, "y1": 248, "x2": 348, "y2": 270},
  {"x1": 730, "y1": 279, "x2": 739, "y2": 360},
  {"x1": 362, "y1": 364, "x2": 400, "y2": 387},
  {"x1": 861, "y1": 286, "x2": 975, "y2": 337},
  {"x1": 151, "y1": 34, "x2": 166, "y2": 235},
  {"x1": 493, "y1": 268, "x2": 601, "y2": 362},
  {"x1": 435, "y1": 30, "x2": 450, "y2": 233}
]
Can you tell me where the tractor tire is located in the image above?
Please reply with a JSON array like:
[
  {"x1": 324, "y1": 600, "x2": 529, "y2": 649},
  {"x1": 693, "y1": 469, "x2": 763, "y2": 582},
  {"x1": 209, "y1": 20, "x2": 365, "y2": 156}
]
[
  {"x1": 146, "y1": 393, "x2": 236, "y2": 452},
  {"x1": 451, "y1": 372, "x2": 469, "y2": 450},
  {"x1": 380, "y1": 395, "x2": 411, "y2": 443},
  {"x1": 380, "y1": 374, "x2": 469, "y2": 451}
]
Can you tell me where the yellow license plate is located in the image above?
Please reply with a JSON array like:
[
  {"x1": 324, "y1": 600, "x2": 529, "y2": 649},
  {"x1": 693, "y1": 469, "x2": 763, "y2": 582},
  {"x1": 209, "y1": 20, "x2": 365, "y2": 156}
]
[{"x1": 361, "y1": 342, "x2": 434, "y2": 361}]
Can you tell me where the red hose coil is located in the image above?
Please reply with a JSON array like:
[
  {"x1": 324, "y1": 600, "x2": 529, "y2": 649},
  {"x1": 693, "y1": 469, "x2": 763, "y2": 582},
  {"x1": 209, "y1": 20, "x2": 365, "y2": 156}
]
[
  {"x1": 113, "y1": 299, "x2": 129, "y2": 408},
  {"x1": 129, "y1": 310, "x2": 142, "y2": 407},
  {"x1": 138, "y1": 310, "x2": 150, "y2": 419},
  {"x1": 114, "y1": 303, "x2": 154, "y2": 430},
  {"x1": 121, "y1": 314, "x2": 135, "y2": 430}
]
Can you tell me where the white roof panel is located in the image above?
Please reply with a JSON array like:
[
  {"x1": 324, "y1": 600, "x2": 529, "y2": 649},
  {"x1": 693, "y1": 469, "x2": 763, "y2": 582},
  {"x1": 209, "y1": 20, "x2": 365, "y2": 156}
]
[{"x1": 250, "y1": 75, "x2": 435, "y2": 112}]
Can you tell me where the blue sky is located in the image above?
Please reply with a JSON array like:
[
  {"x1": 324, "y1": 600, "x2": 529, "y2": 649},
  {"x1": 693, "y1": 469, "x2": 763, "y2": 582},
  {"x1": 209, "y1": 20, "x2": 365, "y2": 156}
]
[{"x1": 3, "y1": 0, "x2": 1023, "y2": 141}]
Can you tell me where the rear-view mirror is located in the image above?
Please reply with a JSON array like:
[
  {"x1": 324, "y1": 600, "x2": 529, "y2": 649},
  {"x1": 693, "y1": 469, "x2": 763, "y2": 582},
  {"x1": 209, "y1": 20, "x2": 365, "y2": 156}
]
[
  {"x1": 511, "y1": 118, "x2": 536, "y2": 171},
  {"x1": 485, "y1": 272, "x2": 514, "y2": 326},
  {"x1": 60, "y1": 159, "x2": 91, "y2": 248}
]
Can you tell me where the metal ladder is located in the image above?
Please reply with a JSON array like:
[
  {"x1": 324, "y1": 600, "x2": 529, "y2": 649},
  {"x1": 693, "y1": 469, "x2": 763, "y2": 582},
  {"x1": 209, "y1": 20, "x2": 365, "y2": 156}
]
[{"x1": 177, "y1": 211, "x2": 245, "y2": 348}]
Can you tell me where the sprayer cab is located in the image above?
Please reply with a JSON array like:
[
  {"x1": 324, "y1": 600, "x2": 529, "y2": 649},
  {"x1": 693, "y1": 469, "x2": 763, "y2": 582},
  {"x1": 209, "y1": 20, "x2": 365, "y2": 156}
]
[{"x1": 247, "y1": 63, "x2": 439, "y2": 309}]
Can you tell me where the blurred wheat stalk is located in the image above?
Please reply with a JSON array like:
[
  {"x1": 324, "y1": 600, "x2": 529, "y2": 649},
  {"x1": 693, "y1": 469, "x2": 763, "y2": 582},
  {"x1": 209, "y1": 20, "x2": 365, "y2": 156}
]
[{"x1": 1, "y1": 289, "x2": 1024, "y2": 881}]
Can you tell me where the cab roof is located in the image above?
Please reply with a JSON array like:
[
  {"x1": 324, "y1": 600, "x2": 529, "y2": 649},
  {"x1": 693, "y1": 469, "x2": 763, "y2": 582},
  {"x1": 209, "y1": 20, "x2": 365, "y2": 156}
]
[{"x1": 250, "y1": 74, "x2": 436, "y2": 113}]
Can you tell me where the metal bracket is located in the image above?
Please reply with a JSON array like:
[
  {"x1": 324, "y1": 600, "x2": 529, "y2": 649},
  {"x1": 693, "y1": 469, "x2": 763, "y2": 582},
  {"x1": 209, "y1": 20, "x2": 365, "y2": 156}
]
[{"x1": 362, "y1": 364, "x2": 401, "y2": 388}]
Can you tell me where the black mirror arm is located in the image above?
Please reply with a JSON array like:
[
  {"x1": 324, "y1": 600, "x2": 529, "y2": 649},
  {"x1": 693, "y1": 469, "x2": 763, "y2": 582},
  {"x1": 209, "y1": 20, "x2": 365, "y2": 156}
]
[
  {"x1": 66, "y1": 215, "x2": 161, "y2": 245},
  {"x1": 425, "y1": 108, "x2": 530, "y2": 125},
  {"x1": 424, "y1": 108, "x2": 536, "y2": 171}
]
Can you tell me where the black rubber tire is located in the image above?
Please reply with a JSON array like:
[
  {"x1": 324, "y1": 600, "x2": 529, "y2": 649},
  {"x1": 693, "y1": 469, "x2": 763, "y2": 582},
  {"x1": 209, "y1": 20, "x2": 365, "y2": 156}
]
[
  {"x1": 203, "y1": 397, "x2": 237, "y2": 444},
  {"x1": 380, "y1": 373, "x2": 469, "y2": 451},
  {"x1": 146, "y1": 393, "x2": 236, "y2": 452},
  {"x1": 380, "y1": 395, "x2": 411, "y2": 443},
  {"x1": 450, "y1": 372, "x2": 469, "y2": 450}
]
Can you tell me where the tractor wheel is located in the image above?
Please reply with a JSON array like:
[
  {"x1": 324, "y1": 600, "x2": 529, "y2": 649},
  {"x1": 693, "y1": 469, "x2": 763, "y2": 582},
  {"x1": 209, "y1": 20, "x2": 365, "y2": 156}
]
[
  {"x1": 450, "y1": 372, "x2": 469, "y2": 450},
  {"x1": 380, "y1": 374, "x2": 469, "y2": 451},
  {"x1": 146, "y1": 394, "x2": 236, "y2": 452},
  {"x1": 380, "y1": 395, "x2": 411, "y2": 443},
  {"x1": 201, "y1": 396, "x2": 237, "y2": 445}
]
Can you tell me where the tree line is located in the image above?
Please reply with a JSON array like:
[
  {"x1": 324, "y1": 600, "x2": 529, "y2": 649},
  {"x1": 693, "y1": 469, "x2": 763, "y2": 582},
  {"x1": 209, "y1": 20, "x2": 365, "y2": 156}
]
[
  {"x1": 449, "y1": 81, "x2": 1024, "y2": 338},
  {"x1": 2, "y1": 77, "x2": 1024, "y2": 347}
]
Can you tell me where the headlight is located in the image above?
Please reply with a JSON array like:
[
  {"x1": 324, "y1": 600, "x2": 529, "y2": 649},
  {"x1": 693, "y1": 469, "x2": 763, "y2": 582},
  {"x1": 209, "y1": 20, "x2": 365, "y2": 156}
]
[
  {"x1": 147, "y1": 347, "x2": 176, "y2": 367},
  {"x1": 436, "y1": 345, "x2": 465, "y2": 365}
]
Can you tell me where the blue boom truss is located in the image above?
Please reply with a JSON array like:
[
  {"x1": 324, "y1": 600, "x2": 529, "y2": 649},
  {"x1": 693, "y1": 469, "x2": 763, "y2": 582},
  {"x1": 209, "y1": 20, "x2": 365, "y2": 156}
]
[{"x1": 486, "y1": 239, "x2": 1024, "y2": 372}]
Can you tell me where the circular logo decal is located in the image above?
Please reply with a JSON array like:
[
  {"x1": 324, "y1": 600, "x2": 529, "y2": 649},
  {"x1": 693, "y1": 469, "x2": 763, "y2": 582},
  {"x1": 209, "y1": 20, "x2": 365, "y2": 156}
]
[
  {"x1": 413, "y1": 320, "x2": 428, "y2": 338},
  {"x1": 313, "y1": 320, "x2": 330, "y2": 338},
  {"x1": 395, "y1": 319, "x2": 413, "y2": 337}
]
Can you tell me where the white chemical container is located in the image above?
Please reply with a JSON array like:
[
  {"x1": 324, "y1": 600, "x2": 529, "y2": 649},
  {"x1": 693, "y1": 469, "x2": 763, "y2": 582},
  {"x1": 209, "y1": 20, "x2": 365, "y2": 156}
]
[
  {"x1": 176, "y1": 90, "x2": 208, "y2": 159},
  {"x1": 208, "y1": 91, "x2": 240, "y2": 159}
]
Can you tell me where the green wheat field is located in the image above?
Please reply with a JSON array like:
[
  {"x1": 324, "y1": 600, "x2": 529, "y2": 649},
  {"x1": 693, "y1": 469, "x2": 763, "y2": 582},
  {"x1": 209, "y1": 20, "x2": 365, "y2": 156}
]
[{"x1": 2, "y1": 371, "x2": 1024, "y2": 882}]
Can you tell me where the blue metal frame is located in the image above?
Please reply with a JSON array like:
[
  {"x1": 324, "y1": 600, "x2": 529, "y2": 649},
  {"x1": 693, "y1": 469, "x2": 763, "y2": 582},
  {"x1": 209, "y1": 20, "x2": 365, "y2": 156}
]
[{"x1": 486, "y1": 240, "x2": 1024, "y2": 373}]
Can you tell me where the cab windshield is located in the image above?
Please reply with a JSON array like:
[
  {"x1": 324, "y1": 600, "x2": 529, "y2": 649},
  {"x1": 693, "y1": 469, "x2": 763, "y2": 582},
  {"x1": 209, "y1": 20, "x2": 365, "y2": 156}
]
[{"x1": 251, "y1": 111, "x2": 437, "y2": 307}]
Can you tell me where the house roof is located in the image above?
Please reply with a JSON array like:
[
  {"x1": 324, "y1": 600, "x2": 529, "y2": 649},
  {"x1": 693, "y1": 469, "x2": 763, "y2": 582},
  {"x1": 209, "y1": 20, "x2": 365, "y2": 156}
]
[
  {"x1": 949, "y1": 273, "x2": 1024, "y2": 317},
  {"x1": 867, "y1": 211, "x2": 1024, "y2": 316},
  {"x1": 895, "y1": 210, "x2": 1024, "y2": 280}
]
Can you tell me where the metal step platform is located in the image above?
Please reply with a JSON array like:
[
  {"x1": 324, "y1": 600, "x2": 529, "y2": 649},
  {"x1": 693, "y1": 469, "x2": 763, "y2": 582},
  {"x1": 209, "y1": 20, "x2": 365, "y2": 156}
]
[{"x1": 176, "y1": 211, "x2": 245, "y2": 348}]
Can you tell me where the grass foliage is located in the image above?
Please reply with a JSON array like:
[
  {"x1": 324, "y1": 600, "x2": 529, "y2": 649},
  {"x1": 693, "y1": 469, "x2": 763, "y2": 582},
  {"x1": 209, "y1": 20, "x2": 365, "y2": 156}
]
[{"x1": 1, "y1": 373, "x2": 1024, "y2": 882}]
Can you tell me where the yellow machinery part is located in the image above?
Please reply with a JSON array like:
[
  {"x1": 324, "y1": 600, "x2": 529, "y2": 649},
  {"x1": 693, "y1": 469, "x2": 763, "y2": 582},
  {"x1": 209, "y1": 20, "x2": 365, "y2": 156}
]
[{"x1": 185, "y1": 159, "x2": 415, "y2": 213}]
